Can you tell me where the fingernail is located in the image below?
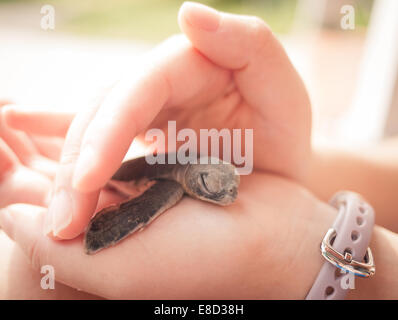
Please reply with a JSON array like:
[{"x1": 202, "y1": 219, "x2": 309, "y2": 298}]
[
  {"x1": 182, "y1": 2, "x2": 220, "y2": 32},
  {"x1": 46, "y1": 188, "x2": 73, "y2": 236},
  {"x1": 72, "y1": 144, "x2": 95, "y2": 191}
]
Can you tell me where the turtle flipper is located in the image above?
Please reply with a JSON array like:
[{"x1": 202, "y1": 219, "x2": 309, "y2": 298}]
[{"x1": 84, "y1": 180, "x2": 184, "y2": 254}]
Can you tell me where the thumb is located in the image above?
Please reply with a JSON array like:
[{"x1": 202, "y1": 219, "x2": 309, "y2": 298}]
[
  {"x1": 0, "y1": 204, "x2": 48, "y2": 269},
  {"x1": 178, "y1": 2, "x2": 309, "y2": 117},
  {"x1": 0, "y1": 204, "x2": 96, "y2": 294}
]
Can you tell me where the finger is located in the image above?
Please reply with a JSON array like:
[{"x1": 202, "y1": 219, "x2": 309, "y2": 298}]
[
  {"x1": 178, "y1": 2, "x2": 310, "y2": 121},
  {"x1": 44, "y1": 102, "x2": 101, "y2": 239},
  {"x1": 27, "y1": 155, "x2": 58, "y2": 179},
  {"x1": 0, "y1": 107, "x2": 58, "y2": 178},
  {"x1": 0, "y1": 204, "x2": 54, "y2": 268},
  {"x1": 0, "y1": 107, "x2": 39, "y2": 162},
  {"x1": 0, "y1": 204, "x2": 110, "y2": 297},
  {"x1": 0, "y1": 100, "x2": 12, "y2": 108},
  {"x1": 0, "y1": 138, "x2": 51, "y2": 208},
  {"x1": 71, "y1": 34, "x2": 230, "y2": 193},
  {"x1": 0, "y1": 194, "x2": 254, "y2": 299},
  {"x1": 0, "y1": 114, "x2": 57, "y2": 178},
  {"x1": 0, "y1": 138, "x2": 20, "y2": 174},
  {"x1": 2, "y1": 105, "x2": 75, "y2": 138},
  {"x1": 0, "y1": 166, "x2": 52, "y2": 207},
  {"x1": 30, "y1": 135, "x2": 64, "y2": 161},
  {"x1": 0, "y1": 203, "x2": 184, "y2": 298}
]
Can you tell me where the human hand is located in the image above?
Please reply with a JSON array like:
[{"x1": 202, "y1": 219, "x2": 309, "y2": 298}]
[
  {"x1": 0, "y1": 102, "x2": 57, "y2": 208},
  {"x1": 0, "y1": 103, "x2": 121, "y2": 299},
  {"x1": 0, "y1": 100, "x2": 324, "y2": 299},
  {"x1": 0, "y1": 104, "x2": 125, "y2": 218},
  {"x1": 0, "y1": 104, "x2": 331, "y2": 299},
  {"x1": 0, "y1": 173, "x2": 336, "y2": 299},
  {"x1": 3, "y1": 2, "x2": 311, "y2": 239}
]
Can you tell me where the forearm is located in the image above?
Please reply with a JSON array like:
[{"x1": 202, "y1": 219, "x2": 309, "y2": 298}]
[
  {"x1": 348, "y1": 225, "x2": 398, "y2": 299},
  {"x1": 305, "y1": 138, "x2": 398, "y2": 232},
  {"x1": 302, "y1": 199, "x2": 398, "y2": 299}
]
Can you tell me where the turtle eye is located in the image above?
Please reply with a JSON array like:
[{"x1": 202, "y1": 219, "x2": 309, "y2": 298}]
[
  {"x1": 199, "y1": 173, "x2": 211, "y2": 193},
  {"x1": 199, "y1": 173, "x2": 221, "y2": 194}
]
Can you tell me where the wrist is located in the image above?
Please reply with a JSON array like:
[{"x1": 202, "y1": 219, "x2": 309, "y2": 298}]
[
  {"x1": 299, "y1": 192, "x2": 398, "y2": 299},
  {"x1": 303, "y1": 146, "x2": 331, "y2": 201},
  {"x1": 347, "y1": 225, "x2": 398, "y2": 299},
  {"x1": 279, "y1": 196, "x2": 338, "y2": 299}
]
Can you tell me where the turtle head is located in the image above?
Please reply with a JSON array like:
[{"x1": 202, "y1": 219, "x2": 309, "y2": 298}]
[{"x1": 184, "y1": 157, "x2": 240, "y2": 205}]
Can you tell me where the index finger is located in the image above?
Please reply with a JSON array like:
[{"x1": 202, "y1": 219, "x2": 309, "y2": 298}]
[
  {"x1": 46, "y1": 34, "x2": 230, "y2": 238},
  {"x1": 50, "y1": 2, "x2": 302, "y2": 239},
  {"x1": 72, "y1": 35, "x2": 230, "y2": 193},
  {"x1": 73, "y1": 3, "x2": 310, "y2": 193}
]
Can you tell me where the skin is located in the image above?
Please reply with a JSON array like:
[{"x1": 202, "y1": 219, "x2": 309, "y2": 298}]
[
  {"x1": 0, "y1": 112, "x2": 335, "y2": 298},
  {"x1": 85, "y1": 157, "x2": 239, "y2": 254},
  {"x1": 305, "y1": 138, "x2": 398, "y2": 233},
  {"x1": 0, "y1": 148, "x2": 338, "y2": 299},
  {"x1": 0, "y1": 151, "x2": 397, "y2": 299},
  {"x1": 1, "y1": 2, "x2": 398, "y2": 299},
  {"x1": 19, "y1": 1, "x2": 311, "y2": 240}
]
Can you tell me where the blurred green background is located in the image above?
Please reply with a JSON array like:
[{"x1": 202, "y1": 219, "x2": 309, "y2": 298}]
[{"x1": 0, "y1": 0, "x2": 373, "y2": 41}]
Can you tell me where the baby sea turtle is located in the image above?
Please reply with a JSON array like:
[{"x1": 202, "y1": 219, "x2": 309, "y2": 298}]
[{"x1": 84, "y1": 155, "x2": 240, "y2": 254}]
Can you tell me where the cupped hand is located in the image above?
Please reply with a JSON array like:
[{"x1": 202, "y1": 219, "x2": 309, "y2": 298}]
[
  {"x1": 0, "y1": 103, "x2": 125, "y2": 221},
  {"x1": 0, "y1": 106, "x2": 335, "y2": 299},
  {"x1": 0, "y1": 173, "x2": 336, "y2": 299},
  {"x1": 0, "y1": 102, "x2": 57, "y2": 208},
  {"x1": 3, "y1": 2, "x2": 311, "y2": 240}
]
